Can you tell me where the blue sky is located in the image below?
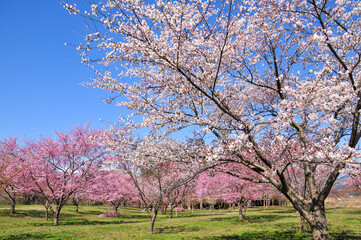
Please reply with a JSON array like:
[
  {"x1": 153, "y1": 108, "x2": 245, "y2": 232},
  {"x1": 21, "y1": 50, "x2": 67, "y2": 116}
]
[{"x1": 0, "y1": 1, "x2": 122, "y2": 139}]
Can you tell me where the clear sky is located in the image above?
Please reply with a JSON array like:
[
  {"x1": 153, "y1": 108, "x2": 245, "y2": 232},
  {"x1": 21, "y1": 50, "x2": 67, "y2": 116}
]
[{"x1": 0, "y1": 1, "x2": 122, "y2": 139}]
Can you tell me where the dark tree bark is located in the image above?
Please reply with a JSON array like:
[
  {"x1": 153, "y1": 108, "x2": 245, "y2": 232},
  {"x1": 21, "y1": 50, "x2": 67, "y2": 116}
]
[
  {"x1": 149, "y1": 209, "x2": 158, "y2": 234},
  {"x1": 10, "y1": 199, "x2": 15, "y2": 214},
  {"x1": 3, "y1": 187, "x2": 16, "y2": 214},
  {"x1": 169, "y1": 203, "x2": 173, "y2": 218},
  {"x1": 112, "y1": 205, "x2": 119, "y2": 215}
]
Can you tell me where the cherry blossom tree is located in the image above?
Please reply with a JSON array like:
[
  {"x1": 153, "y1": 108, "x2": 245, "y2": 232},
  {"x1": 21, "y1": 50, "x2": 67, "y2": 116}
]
[
  {"x1": 71, "y1": 190, "x2": 86, "y2": 213},
  {"x1": 194, "y1": 172, "x2": 214, "y2": 210},
  {"x1": 1, "y1": 173, "x2": 25, "y2": 215},
  {"x1": 127, "y1": 159, "x2": 203, "y2": 234},
  {"x1": 20, "y1": 126, "x2": 105, "y2": 226},
  {"x1": 0, "y1": 150, "x2": 15, "y2": 189},
  {"x1": 87, "y1": 169, "x2": 137, "y2": 216},
  {"x1": 159, "y1": 162, "x2": 196, "y2": 218},
  {"x1": 0, "y1": 138, "x2": 27, "y2": 214},
  {"x1": 66, "y1": 1, "x2": 361, "y2": 239},
  {"x1": 98, "y1": 130, "x2": 209, "y2": 234},
  {"x1": 194, "y1": 166, "x2": 265, "y2": 220},
  {"x1": 217, "y1": 173, "x2": 266, "y2": 220},
  {"x1": 194, "y1": 172, "x2": 223, "y2": 210}
]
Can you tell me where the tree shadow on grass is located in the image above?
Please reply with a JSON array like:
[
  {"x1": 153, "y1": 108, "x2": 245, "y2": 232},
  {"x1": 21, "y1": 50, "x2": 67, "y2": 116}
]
[
  {"x1": 172, "y1": 212, "x2": 228, "y2": 219},
  {"x1": 156, "y1": 225, "x2": 201, "y2": 234},
  {"x1": 1, "y1": 232, "x2": 56, "y2": 240},
  {"x1": 61, "y1": 219, "x2": 125, "y2": 226},
  {"x1": 0, "y1": 209, "x2": 77, "y2": 219},
  {"x1": 79, "y1": 210, "x2": 104, "y2": 215},
  {"x1": 31, "y1": 217, "x2": 147, "y2": 226},
  {"x1": 117, "y1": 213, "x2": 150, "y2": 220},
  {"x1": 203, "y1": 230, "x2": 361, "y2": 240},
  {"x1": 30, "y1": 219, "x2": 126, "y2": 226},
  {"x1": 332, "y1": 230, "x2": 361, "y2": 240},
  {"x1": 246, "y1": 214, "x2": 285, "y2": 223},
  {"x1": 203, "y1": 230, "x2": 310, "y2": 240},
  {"x1": 326, "y1": 208, "x2": 361, "y2": 215},
  {"x1": 268, "y1": 209, "x2": 297, "y2": 214},
  {"x1": 210, "y1": 214, "x2": 284, "y2": 224},
  {"x1": 343, "y1": 209, "x2": 361, "y2": 215}
]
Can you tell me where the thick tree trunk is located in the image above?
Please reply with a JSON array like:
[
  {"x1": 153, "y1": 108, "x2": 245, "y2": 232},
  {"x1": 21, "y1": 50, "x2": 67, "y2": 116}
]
[
  {"x1": 200, "y1": 201, "x2": 203, "y2": 210},
  {"x1": 53, "y1": 214, "x2": 59, "y2": 226},
  {"x1": 53, "y1": 207, "x2": 61, "y2": 226},
  {"x1": 292, "y1": 198, "x2": 330, "y2": 240},
  {"x1": 310, "y1": 205, "x2": 330, "y2": 240}
]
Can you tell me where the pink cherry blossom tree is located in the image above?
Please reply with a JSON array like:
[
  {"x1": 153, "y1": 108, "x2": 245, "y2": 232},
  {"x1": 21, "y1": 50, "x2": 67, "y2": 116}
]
[
  {"x1": 194, "y1": 165, "x2": 265, "y2": 220},
  {"x1": 1, "y1": 172, "x2": 25, "y2": 215},
  {"x1": 71, "y1": 190, "x2": 87, "y2": 213},
  {"x1": 65, "y1": 1, "x2": 361, "y2": 239},
  {"x1": 194, "y1": 172, "x2": 223, "y2": 210},
  {"x1": 216, "y1": 173, "x2": 266, "y2": 220},
  {"x1": 0, "y1": 138, "x2": 27, "y2": 214},
  {"x1": 20, "y1": 126, "x2": 105, "y2": 226},
  {"x1": 87, "y1": 169, "x2": 137, "y2": 216},
  {"x1": 194, "y1": 172, "x2": 222, "y2": 211}
]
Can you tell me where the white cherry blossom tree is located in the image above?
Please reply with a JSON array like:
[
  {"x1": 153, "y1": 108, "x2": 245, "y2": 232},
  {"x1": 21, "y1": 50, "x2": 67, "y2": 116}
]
[{"x1": 65, "y1": 1, "x2": 361, "y2": 239}]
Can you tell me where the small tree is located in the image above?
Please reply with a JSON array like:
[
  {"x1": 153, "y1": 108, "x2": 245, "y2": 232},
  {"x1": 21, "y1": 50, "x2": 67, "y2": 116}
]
[
  {"x1": 88, "y1": 169, "x2": 137, "y2": 216},
  {"x1": 0, "y1": 138, "x2": 26, "y2": 214},
  {"x1": 20, "y1": 126, "x2": 104, "y2": 226},
  {"x1": 98, "y1": 130, "x2": 207, "y2": 234}
]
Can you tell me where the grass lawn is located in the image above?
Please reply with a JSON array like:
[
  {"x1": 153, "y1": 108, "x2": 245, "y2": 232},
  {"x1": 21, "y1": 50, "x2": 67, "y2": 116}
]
[{"x1": 0, "y1": 205, "x2": 360, "y2": 239}]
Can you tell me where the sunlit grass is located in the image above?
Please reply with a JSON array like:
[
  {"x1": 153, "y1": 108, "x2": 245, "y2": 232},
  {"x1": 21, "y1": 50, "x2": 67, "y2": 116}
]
[{"x1": 0, "y1": 205, "x2": 360, "y2": 239}]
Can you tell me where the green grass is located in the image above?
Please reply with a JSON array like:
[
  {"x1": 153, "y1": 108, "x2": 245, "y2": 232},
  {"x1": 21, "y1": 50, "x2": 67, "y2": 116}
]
[{"x1": 0, "y1": 205, "x2": 360, "y2": 239}]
